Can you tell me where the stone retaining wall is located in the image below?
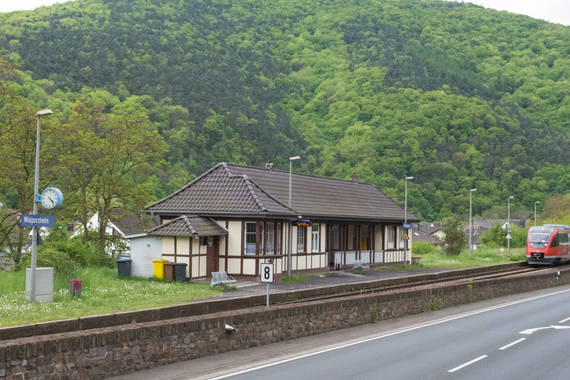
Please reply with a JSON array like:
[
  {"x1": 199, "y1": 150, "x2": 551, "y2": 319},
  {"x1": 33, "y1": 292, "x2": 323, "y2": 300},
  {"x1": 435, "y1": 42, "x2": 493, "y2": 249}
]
[
  {"x1": 1, "y1": 266, "x2": 567, "y2": 379},
  {"x1": 0, "y1": 263, "x2": 524, "y2": 341}
]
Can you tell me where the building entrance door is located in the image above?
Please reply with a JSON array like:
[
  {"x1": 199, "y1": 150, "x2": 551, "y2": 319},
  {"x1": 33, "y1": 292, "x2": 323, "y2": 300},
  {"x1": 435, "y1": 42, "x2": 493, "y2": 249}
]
[{"x1": 206, "y1": 236, "x2": 219, "y2": 277}]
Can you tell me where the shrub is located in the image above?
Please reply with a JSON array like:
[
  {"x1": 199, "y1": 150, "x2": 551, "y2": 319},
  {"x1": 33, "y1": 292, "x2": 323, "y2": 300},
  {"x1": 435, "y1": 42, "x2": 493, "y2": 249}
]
[
  {"x1": 481, "y1": 223, "x2": 527, "y2": 248},
  {"x1": 442, "y1": 215, "x2": 465, "y2": 255},
  {"x1": 412, "y1": 241, "x2": 439, "y2": 255}
]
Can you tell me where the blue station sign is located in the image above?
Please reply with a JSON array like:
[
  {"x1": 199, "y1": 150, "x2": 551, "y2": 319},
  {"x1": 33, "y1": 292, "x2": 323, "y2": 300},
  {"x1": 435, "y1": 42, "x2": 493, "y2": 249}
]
[
  {"x1": 20, "y1": 214, "x2": 56, "y2": 228},
  {"x1": 292, "y1": 219, "x2": 312, "y2": 227},
  {"x1": 403, "y1": 223, "x2": 411, "y2": 230}
]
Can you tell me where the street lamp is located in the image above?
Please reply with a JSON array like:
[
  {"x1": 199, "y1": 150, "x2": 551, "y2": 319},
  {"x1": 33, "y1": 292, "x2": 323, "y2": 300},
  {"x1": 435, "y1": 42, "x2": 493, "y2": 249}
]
[
  {"x1": 288, "y1": 156, "x2": 301, "y2": 276},
  {"x1": 30, "y1": 109, "x2": 53, "y2": 302},
  {"x1": 469, "y1": 188, "x2": 477, "y2": 257},
  {"x1": 534, "y1": 201, "x2": 540, "y2": 226},
  {"x1": 404, "y1": 176, "x2": 413, "y2": 265},
  {"x1": 507, "y1": 195, "x2": 514, "y2": 256}
]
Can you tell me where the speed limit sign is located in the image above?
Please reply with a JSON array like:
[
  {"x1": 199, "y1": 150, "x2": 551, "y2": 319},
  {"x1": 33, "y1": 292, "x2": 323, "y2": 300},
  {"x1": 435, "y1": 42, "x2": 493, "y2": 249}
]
[{"x1": 260, "y1": 263, "x2": 274, "y2": 283}]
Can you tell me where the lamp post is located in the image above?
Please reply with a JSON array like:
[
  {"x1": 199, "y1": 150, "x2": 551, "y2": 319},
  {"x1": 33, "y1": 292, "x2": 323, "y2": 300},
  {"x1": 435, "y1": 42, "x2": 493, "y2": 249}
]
[
  {"x1": 469, "y1": 188, "x2": 477, "y2": 257},
  {"x1": 30, "y1": 109, "x2": 53, "y2": 302},
  {"x1": 404, "y1": 176, "x2": 413, "y2": 265},
  {"x1": 288, "y1": 156, "x2": 300, "y2": 276},
  {"x1": 534, "y1": 201, "x2": 540, "y2": 226},
  {"x1": 507, "y1": 195, "x2": 514, "y2": 257}
]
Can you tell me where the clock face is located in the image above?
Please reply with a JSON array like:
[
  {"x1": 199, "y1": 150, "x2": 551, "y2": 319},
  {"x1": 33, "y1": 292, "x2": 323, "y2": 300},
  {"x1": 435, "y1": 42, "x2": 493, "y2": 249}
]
[{"x1": 40, "y1": 187, "x2": 63, "y2": 210}]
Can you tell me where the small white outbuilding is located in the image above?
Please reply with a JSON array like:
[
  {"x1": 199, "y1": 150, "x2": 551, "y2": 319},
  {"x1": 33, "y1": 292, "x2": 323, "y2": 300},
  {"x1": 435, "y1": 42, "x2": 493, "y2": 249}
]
[{"x1": 126, "y1": 233, "x2": 162, "y2": 277}]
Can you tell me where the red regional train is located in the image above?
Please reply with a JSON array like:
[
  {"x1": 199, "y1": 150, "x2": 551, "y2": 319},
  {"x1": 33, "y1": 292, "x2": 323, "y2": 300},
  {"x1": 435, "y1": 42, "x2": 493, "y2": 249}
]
[{"x1": 526, "y1": 224, "x2": 570, "y2": 265}]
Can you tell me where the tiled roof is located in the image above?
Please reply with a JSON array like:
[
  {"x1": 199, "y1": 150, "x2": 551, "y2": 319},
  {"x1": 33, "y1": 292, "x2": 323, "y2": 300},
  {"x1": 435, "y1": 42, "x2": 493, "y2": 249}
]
[
  {"x1": 146, "y1": 163, "x2": 419, "y2": 222},
  {"x1": 148, "y1": 215, "x2": 228, "y2": 237},
  {"x1": 146, "y1": 164, "x2": 294, "y2": 216},
  {"x1": 226, "y1": 164, "x2": 418, "y2": 222}
]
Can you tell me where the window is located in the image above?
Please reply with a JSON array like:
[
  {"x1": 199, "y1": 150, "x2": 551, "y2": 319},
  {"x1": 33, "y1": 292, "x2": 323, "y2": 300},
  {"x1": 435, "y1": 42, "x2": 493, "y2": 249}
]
[
  {"x1": 266, "y1": 223, "x2": 275, "y2": 254},
  {"x1": 398, "y1": 226, "x2": 405, "y2": 249},
  {"x1": 245, "y1": 222, "x2": 257, "y2": 255},
  {"x1": 558, "y1": 233, "x2": 569, "y2": 246},
  {"x1": 551, "y1": 234, "x2": 560, "y2": 248},
  {"x1": 347, "y1": 224, "x2": 355, "y2": 250},
  {"x1": 275, "y1": 223, "x2": 281, "y2": 254},
  {"x1": 387, "y1": 226, "x2": 395, "y2": 249},
  {"x1": 297, "y1": 226, "x2": 306, "y2": 253},
  {"x1": 360, "y1": 225, "x2": 369, "y2": 250},
  {"x1": 312, "y1": 224, "x2": 320, "y2": 253}
]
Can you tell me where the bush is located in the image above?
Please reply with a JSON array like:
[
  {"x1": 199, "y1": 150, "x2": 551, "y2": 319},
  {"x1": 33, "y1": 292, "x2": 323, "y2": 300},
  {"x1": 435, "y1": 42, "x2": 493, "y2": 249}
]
[
  {"x1": 19, "y1": 225, "x2": 114, "y2": 273},
  {"x1": 481, "y1": 223, "x2": 527, "y2": 248},
  {"x1": 412, "y1": 241, "x2": 439, "y2": 255},
  {"x1": 442, "y1": 215, "x2": 465, "y2": 255}
]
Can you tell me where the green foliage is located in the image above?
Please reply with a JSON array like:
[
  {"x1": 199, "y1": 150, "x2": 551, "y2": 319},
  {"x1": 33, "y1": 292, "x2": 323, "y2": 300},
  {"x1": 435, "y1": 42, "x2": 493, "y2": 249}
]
[
  {"x1": 419, "y1": 247, "x2": 526, "y2": 268},
  {"x1": 19, "y1": 226, "x2": 114, "y2": 276},
  {"x1": 281, "y1": 275, "x2": 308, "y2": 284},
  {"x1": 0, "y1": 0, "x2": 567, "y2": 223},
  {"x1": 442, "y1": 215, "x2": 466, "y2": 255},
  {"x1": 481, "y1": 223, "x2": 527, "y2": 248},
  {"x1": 0, "y1": 267, "x2": 220, "y2": 327},
  {"x1": 412, "y1": 241, "x2": 439, "y2": 255}
]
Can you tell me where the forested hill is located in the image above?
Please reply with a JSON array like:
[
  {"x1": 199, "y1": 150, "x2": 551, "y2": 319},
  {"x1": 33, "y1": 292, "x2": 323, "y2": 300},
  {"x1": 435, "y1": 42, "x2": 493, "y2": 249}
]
[{"x1": 0, "y1": 0, "x2": 568, "y2": 221}]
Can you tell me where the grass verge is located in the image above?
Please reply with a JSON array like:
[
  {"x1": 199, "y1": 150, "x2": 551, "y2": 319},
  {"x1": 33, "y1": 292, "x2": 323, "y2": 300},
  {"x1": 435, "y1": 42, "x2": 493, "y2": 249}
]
[
  {"x1": 418, "y1": 247, "x2": 526, "y2": 269},
  {"x1": 280, "y1": 274, "x2": 308, "y2": 284},
  {"x1": 0, "y1": 267, "x2": 220, "y2": 328}
]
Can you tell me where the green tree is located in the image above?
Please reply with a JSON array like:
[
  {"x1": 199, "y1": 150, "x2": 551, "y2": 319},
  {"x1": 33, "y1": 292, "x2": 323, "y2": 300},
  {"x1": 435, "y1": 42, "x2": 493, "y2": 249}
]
[{"x1": 441, "y1": 215, "x2": 466, "y2": 255}]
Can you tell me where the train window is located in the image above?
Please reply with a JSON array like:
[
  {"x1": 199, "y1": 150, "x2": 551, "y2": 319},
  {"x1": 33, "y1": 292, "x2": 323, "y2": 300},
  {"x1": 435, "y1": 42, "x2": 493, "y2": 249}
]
[
  {"x1": 559, "y1": 233, "x2": 569, "y2": 246},
  {"x1": 551, "y1": 235, "x2": 560, "y2": 248}
]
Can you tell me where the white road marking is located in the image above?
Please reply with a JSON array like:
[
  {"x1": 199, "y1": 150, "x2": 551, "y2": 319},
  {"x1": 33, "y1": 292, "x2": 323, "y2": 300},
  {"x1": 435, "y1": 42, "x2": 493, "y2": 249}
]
[
  {"x1": 558, "y1": 317, "x2": 570, "y2": 324},
  {"x1": 448, "y1": 355, "x2": 488, "y2": 373},
  {"x1": 208, "y1": 287, "x2": 570, "y2": 380},
  {"x1": 520, "y1": 325, "x2": 570, "y2": 335},
  {"x1": 499, "y1": 338, "x2": 526, "y2": 350}
]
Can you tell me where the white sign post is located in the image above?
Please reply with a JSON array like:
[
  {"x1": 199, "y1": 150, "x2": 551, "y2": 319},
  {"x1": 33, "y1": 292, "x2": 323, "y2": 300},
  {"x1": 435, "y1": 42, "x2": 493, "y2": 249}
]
[{"x1": 260, "y1": 263, "x2": 274, "y2": 307}]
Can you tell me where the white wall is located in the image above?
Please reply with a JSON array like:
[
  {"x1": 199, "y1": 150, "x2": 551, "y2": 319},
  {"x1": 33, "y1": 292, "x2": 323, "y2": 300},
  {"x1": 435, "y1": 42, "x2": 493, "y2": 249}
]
[{"x1": 129, "y1": 235, "x2": 162, "y2": 278}]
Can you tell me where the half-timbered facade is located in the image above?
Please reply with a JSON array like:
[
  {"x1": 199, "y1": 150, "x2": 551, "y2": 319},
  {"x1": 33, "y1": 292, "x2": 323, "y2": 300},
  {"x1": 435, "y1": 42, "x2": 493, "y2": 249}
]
[{"x1": 145, "y1": 163, "x2": 419, "y2": 280}]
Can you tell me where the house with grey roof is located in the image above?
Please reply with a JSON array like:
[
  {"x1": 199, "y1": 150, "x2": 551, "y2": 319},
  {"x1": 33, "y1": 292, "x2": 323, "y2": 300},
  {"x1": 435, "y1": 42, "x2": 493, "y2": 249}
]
[{"x1": 144, "y1": 162, "x2": 419, "y2": 280}]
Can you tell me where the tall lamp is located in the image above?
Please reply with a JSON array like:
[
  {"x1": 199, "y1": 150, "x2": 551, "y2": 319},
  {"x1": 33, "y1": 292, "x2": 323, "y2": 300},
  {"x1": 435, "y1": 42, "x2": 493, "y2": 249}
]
[
  {"x1": 534, "y1": 201, "x2": 540, "y2": 226},
  {"x1": 404, "y1": 176, "x2": 413, "y2": 265},
  {"x1": 30, "y1": 109, "x2": 53, "y2": 302},
  {"x1": 507, "y1": 195, "x2": 514, "y2": 256},
  {"x1": 469, "y1": 188, "x2": 477, "y2": 257},
  {"x1": 288, "y1": 156, "x2": 300, "y2": 276}
]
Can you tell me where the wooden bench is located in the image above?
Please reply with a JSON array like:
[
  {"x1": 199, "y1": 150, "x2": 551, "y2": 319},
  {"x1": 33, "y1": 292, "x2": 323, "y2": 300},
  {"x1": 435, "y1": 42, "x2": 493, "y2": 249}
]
[{"x1": 210, "y1": 271, "x2": 237, "y2": 286}]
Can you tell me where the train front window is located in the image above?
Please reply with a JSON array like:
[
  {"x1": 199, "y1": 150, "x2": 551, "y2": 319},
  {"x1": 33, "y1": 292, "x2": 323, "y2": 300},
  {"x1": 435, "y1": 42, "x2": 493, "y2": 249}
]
[{"x1": 529, "y1": 232, "x2": 550, "y2": 244}]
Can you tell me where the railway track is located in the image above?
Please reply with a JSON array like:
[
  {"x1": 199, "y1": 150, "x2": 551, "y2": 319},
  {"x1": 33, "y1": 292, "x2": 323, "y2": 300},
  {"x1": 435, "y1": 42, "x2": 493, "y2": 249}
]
[{"x1": 272, "y1": 265, "x2": 544, "y2": 306}]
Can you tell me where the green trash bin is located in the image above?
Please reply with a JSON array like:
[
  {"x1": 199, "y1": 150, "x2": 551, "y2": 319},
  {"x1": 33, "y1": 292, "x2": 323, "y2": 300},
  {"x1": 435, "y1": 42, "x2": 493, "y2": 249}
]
[
  {"x1": 173, "y1": 263, "x2": 187, "y2": 282},
  {"x1": 164, "y1": 262, "x2": 175, "y2": 281}
]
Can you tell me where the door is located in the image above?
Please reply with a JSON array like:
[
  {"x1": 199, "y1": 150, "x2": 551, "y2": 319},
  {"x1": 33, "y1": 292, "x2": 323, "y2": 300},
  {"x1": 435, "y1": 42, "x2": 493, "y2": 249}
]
[{"x1": 206, "y1": 236, "x2": 219, "y2": 277}]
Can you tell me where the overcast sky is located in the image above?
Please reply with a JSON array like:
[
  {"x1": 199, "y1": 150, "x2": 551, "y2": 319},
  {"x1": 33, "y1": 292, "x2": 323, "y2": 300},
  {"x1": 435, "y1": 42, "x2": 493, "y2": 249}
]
[{"x1": 0, "y1": 0, "x2": 568, "y2": 26}]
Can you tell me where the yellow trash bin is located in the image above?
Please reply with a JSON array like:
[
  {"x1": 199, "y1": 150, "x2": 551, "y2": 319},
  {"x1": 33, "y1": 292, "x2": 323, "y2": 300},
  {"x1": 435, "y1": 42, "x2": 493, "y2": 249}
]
[{"x1": 152, "y1": 259, "x2": 168, "y2": 279}]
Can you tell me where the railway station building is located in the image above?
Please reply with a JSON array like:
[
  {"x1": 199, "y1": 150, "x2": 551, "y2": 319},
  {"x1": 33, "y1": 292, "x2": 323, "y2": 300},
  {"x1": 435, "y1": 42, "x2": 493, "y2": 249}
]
[{"x1": 143, "y1": 162, "x2": 419, "y2": 280}]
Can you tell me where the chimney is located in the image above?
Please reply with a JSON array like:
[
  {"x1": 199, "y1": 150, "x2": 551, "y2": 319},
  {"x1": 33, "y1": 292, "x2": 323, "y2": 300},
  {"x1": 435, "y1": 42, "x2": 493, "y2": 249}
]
[
  {"x1": 351, "y1": 173, "x2": 358, "y2": 182},
  {"x1": 265, "y1": 162, "x2": 273, "y2": 171}
]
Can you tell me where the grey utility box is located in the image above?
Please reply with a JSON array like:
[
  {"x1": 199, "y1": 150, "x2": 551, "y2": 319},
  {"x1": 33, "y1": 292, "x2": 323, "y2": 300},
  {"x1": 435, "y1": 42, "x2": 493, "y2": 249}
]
[{"x1": 25, "y1": 267, "x2": 54, "y2": 302}]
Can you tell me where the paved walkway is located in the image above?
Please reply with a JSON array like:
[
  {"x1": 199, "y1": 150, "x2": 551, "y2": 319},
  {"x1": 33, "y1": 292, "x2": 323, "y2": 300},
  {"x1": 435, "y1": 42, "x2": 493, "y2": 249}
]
[{"x1": 191, "y1": 265, "x2": 447, "y2": 301}]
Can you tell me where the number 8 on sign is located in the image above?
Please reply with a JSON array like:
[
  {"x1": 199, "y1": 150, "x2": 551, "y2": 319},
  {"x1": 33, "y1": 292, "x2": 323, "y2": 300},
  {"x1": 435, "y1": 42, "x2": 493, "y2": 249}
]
[{"x1": 260, "y1": 263, "x2": 273, "y2": 283}]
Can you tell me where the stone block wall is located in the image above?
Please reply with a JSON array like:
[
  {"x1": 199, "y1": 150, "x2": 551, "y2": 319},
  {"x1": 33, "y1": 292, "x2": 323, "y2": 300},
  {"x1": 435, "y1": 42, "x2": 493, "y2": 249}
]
[{"x1": 1, "y1": 267, "x2": 567, "y2": 379}]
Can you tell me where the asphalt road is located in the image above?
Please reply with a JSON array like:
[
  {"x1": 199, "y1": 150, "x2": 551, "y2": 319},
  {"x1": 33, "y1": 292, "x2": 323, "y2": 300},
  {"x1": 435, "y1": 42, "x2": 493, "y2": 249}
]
[
  {"x1": 219, "y1": 288, "x2": 570, "y2": 380},
  {"x1": 111, "y1": 285, "x2": 570, "y2": 380}
]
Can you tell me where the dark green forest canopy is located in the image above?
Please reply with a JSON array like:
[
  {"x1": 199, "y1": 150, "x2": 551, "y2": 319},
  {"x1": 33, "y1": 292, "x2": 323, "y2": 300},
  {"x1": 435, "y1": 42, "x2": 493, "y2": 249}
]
[{"x1": 0, "y1": 0, "x2": 568, "y2": 221}]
